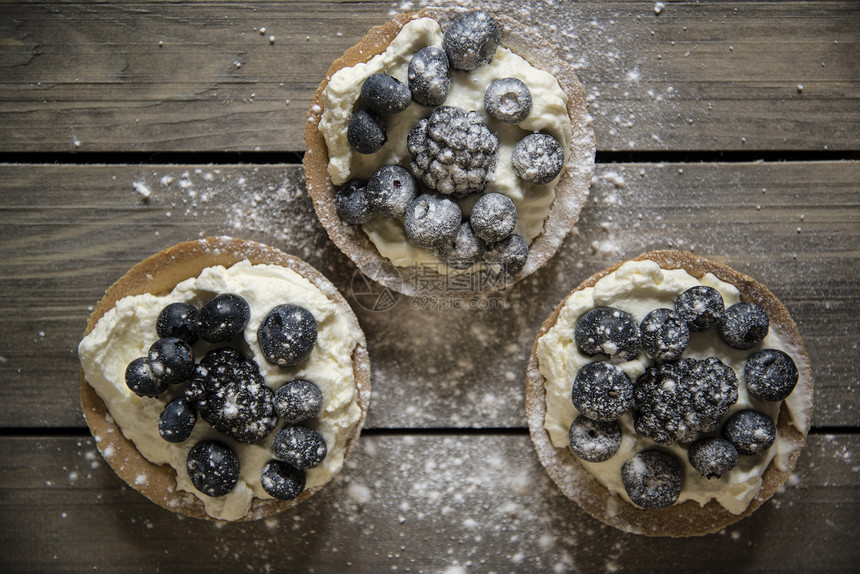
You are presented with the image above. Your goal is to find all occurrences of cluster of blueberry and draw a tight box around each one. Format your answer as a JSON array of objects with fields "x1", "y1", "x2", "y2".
[
  {"x1": 336, "y1": 11, "x2": 566, "y2": 278},
  {"x1": 567, "y1": 285, "x2": 799, "y2": 509},
  {"x1": 124, "y1": 295, "x2": 328, "y2": 501}
]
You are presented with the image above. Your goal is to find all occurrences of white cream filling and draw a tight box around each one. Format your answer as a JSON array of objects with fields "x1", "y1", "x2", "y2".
[
  {"x1": 536, "y1": 260, "x2": 808, "y2": 515},
  {"x1": 78, "y1": 261, "x2": 362, "y2": 521}
]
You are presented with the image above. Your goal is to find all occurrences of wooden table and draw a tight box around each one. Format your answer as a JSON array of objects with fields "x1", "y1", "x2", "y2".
[{"x1": 1, "y1": 1, "x2": 858, "y2": 571}]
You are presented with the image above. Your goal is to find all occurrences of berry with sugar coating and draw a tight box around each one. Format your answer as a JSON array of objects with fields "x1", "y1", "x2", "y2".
[
  {"x1": 483, "y1": 233, "x2": 528, "y2": 278},
  {"x1": 568, "y1": 415, "x2": 622, "y2": 462},
  {"x1": 148, "y1": 337, "x2": 195, "y2": 386},
  {"x1": 197, "y1": 294, "x2": 250, "y2": 343},
  {"x1": 719, "y1": 302, "x2": 769, "y2": 350},
  {"x1": 274, "y1": 379, "x2": 324, "y2": 425},
  {"x1": 484, "y1": 77, "x2": 532, "y2": 123},
  {"x1": 408, "y1": 46, "x2": 451, "y2": 106},
  {"x1": 443, "y1": 10, "x2": 501, "y2": 71},
  {"x1": 257, "y1": 304, "x2": 318, "y2": 368},
  {"x1": 639, "y1": 308, "x2": 689, "y2": 363},
  {"x1": 470, "y1": 192, "x2": 517, "y2": 243},
  {"x1": 574, "y1": 307, "x2": 641, "y2": 362},
  {"x1": 744, "y1": 348, "x2": 799, "y2": 401},
  {"x1": 334, "y1": 178, "x2": 373, "y2": 225},
  {"x1": 156, "y1": 302, "x2": 198, "y2": 345},
  {"x1": 621, "y1": 450, "x2": 683, "y2": 509},
  {"x1": 261, "y1": 460, "x2": 306, "y2": 501},
  {"x1": 186, "y1": 440, "x2": 240, "y2": 497},
  {"x1": 674, "y1": 286, "x2": 724, "y2": 332},
  {"x1": 722, "y1": 409, "x2": 776, "y2": 456},
  {"x1": 273, "y1": 426, "x2": 328, "y2": 470},
  {"x1": 125, "y1": 356, "x2": 166, "y2": 398},
  {"x1": 366, "y1": 164, "x2": 417, "y2": 218},
  {"x1": 511, "y1": 133, "x2": 564, "y2": 185},
  {"x1": 436, "y1": 222, "x2": 486, "y2": 269},
  {"x1": 404, "y1": 193, "x2": 462, "y2": 249},
  {"x1": 158, "y1": 397, "x2": 197, "y2": 443},
  {"x1": 347, "y1": 109, "x2": 386, "y2": 154},
  {"x1": 571, "y1": 361, "x2": 634, "y2": 422},
  {"x1": 361, "y1": 73, "x2": 411, "y2": 115},
  {"x1": 688, "y1": 437, "x2": 739, "y2": 478}
]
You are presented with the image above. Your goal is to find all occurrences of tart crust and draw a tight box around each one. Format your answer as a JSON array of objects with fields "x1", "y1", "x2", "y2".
[
  {"x1": 80, "y1": 237, "x2": 371, "y2": 521},
  {"x1": 525, "y1": 250, "x2": 814, "y2": 537},
  {"x1": 304, "y1": 8, "x2": 595, "y2": 296}
]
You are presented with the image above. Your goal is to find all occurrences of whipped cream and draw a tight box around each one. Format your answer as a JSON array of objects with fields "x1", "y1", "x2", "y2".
[
  {"x1": 79, "y1": 261, "x2": 362, "y2": 521},
  {"x1": 536, "y1": 260, "x2": 809, "y2": 515}
]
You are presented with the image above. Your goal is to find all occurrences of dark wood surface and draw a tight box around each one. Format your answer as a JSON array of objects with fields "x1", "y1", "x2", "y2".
[{"x1": 1, "y1": 1, "x2": 857, "y2": 572}]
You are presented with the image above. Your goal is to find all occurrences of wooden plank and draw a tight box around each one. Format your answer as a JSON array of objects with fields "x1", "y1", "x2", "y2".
[
  {"x1": 0, "y1": 1, "x2": 857, "y2": 153},
  {"x1": 0, "y1": 433, "x2": 857, "y2": 572},
  {"x1": 0, "y1": 161, "x2": 857, "y2": 429}
]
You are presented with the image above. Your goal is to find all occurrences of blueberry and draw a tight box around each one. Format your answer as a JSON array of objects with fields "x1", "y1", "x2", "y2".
[
  {"x1": 257, "y1": 304, "x2": 318, "y2": 368},
  {"x1": 511, "y1": 133, "x2": 565, "y2": 185},
  {"x1": 436, "y1": 221, "x2": 486, "y2": 269},
  {"x1": 404, "y1": 193, "x2": 462, "y2": 249},
  {"x1": 674, "y1": 286, "x2": 724, "y2": 332},
  {"x1": 443, "y1": 10, "x2": 501, "y2": 71},
  {"x1": 744, "y1": 349, "x2": 799, "y2": 402},
  {"x1": 574, "y1": 307, "x2": 641, "y2": 362},
  {"x1": 274, "y1": 380, "x2": 324, "y2": 425},
  {"x1": 273, "y1": 426, "x2": 328, "y2": 470},
  {"x1": 261, "y1": 460, "x2": 306, "y2": 501},
  {"x1": 568, "y1": 415, "x2": 622, "y2": 463},
  {"x1": 156, "y1": 302, "x2": 199, "y2": 344},
  {"x1": 186, "y1": 440, "x2": 240, "y2": 497},
  {"x1": 366, "y1": 164, "x2": 417, "y2": 218},
  {"x1": 722, "y1": 409, "x2": 776, "y2": 456},
  {"x1": 125, "y1": 357, "x2": 167, "y2": 398},
  {"x1": 639, "y1": 308, "x2": 690, "y2": 363},
  {"x1": 571, "y1": 361, "x2": 635, "y2": 422},
  {"x1": 335, "y1": 178, "x2": 373, "y2": 225},
  {"x1": 484, "y1": 77, "x2": 532, "y2": 123},
  {"x1": 483, "y1": 233, "x2": 528, "y2": 278},
  {"x1": 347, "y1": 109, "x2": 387, "y2": 154},
  {"x1": 719, "y1": 302, "x2": 769, "y2": 350},
  {"x1": 158, "y1": 397, "x2": 197, "y2": 443},
  {"x1": 470, "y1": 192, "x2": 517, "y2": 243},
  {"x1": 688, "y1": 437, "x2": 739, "y2": 479},
  {"x1": 147, "y1": 337, "x2": 194, "y2": 386},
  {"x1": 196, "y1": 294, "x2": 250, "y2": 344},
  {"x1": 361, "y1": 73, "x2": 411, "y2": 115},
  {"x1": 408, "y1": 46, "x2": 451, "y2": 106},
  {"x1": 620, "y1": 450, "x2": 683, "y2": 509}
]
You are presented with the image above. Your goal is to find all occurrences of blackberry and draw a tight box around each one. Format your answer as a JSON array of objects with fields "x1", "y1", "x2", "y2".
[
  {"x1": 257, "y1": 304, "x2": 318, "y2": 368},
  {"x1": 408, "y1": 46, "x2": 451, "y2": 107},
  {"x1": 470, "y1": 192, "x2": 517, "y2": 243},
  {"x1": 125, "y1": 356, "x2": 166, "y2": 398},
  {"x1": 719, "y1": 302, "x2": 769, "y2": 350},
  {"x1": 436, "y1": 222, "x2": 485, "y2": 269},
  {"x1": 442, "y1": 10, "x2": 501, "y2": 71},
  {"x1": 185, "y1": 348, "x2": 277, "y2": 444},
  {"x1": 574, "y1": 307, "x2": 641, "y2": 362},
  {"x1": 274, "y1": 379, "x2": 324, "y2": 425},
  {"x1": 484, "y1": 77, "x2": 532, "y2": 124},
  {"x1": 511, "y1": 133, "x2": 564, "y2": 185},
  {"x1": 639, "y1": 308, "x2": 689, "y2": 363},
  {"x1": 633, "y1": 357, "x2": 739, "y2": 444},
  {"x1": 273, "y1": 426, "x2": 328, "y2": 470},
  {"x1": 366, "y1": 164, "x2": 418, "y2": 218},
  {"x1": 261, "y1": 460, "x2": 306, "y2": 501},
  {"x1": 722, "y1": 409, "x2": 776, "y2": 456},
  {"x1": 334, "y1": 178, "x2": 373, "y2": 225},
  {"x1": 674, "y1": 286, "x2": 724, "y2": 332},
  {"x1": 483, "y1": 233, "x2": 528, "y2": 278},
  {"x1": 571, "y1": 361, "x2": 635, "y2": 422},
  {"x1": 158, "y1": 397, "x2": 197, "y2": 443},
  {"x1": 197, "y1": 294, "x2": 250, "y2": 344},
  {"x1": 186, "y1": 440, "x2": 240, "y2": 497},
  {"x1": 347, "y1": 109, "x2": 387, "y2": 154},
  {"x1": 744, "y1": 348, "x2": 799, "y2": 402},
  {"x1": 404, "y1": 193, "x2": 462, "y2": 249},
  {"x1": 147, "y1": 337, "x2": 195, "y2": 386},
  {"x1": 361, "y1": 73, "x2": 411, "y2": 115},
  {"x1": 156, "y1": 302, "x2": 199, "y2": 345},
  {"x1": 568, "y1": 415, "x2": 622, "y2": 463},
  {"x1": 407, "y1": 106, "x2": 499, "y2": 199},
  {"x1": 688, "y1": 437, "x2": 739, "y2": 478},
  {"x1": 621, "y1": 450, "x2": 683, "y2": 509}
]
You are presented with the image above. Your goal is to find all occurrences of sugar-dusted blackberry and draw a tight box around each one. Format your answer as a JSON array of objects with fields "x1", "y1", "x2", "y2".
[
  {"x1": 634, "y1": 358, "x2": 739, "y2": 444},
  {"x1": 484, "y1": 77, "x2": 532, "y2": 124},
  {"x1": 511, "y1": 133, "x2": 565, "y2": 185},
  {"x1": 744, "y1": 348, "x2": 799, "y2": 402},
  {"x1": 719, "y1": 302, "x2": 769, "y2": 350},
  {"x1": 408, "y1": 46, "x2": 451, "y2": 107},
  {"x1": 347, "y1": 109, "x2": 387, "y2": 155},
  {"x1": 404, "y1": 193, "x2": 462, "y2": 249},
  {"x1": 261, "y1": 460, "x2": 306, "y2": 501},
  {"x1": 568, "y1": 415, "x2": 622, "y2": 463},
  {"x1": 574, "y1": 307, "x2": 641, "y2": 362},
  {"x1": 571, "y1": 361, "x2": 635, "y2": 422},
  {"x1": 361, "y1": 73, "x2": 411, "y2": 115},
  {"x1": 407, "y1": 106, "x2": 499, "y2": 199},
  {"x1": 186, "y1": 348, "x2": 277, "y2": 444},
  {"x1": 674, "y1": 285, "x2": 724, "y2": 332},
  {"x1": 722, "y1": 409, "x2": 776, "y2": 456},
  {"x1": 273, "y1": 426, "x2": 328, "y2": 470},
  {"x1": 366, "y1": 164, "x2": 417, "y2": 218},
  {"x1": 197, "y1": 293, "x2": 250, "y2": 344},
  {"x1": 158, "y1": 397, "x2": 197, "y2": 443},
  {"x1": 257, "y1": 304, "x2": 318, "y2": 368},
  {"x1": 156, "y1": 302, "x2": 198, "y2": 345},
  {"x1": 621, "y1": 450, "x2": 683, "y2": 509},
  {"x1": 442, "y1": 10, "x2": 501, "y2": 71},
  {"x1": 483, "y1": 233, "x2": 528, "y2": 278},
  {"x1": 125, "y1": 356, "x2": 167, "y2": 398},
  {"x1": 274, "y1": 379, "x2": 324, "y2": 425},
  {"x1": 639, "y1": 308, "x2": 690, "y2": 363},
  {"x1": 334, "y1": 178, "x2": 373, "y2": 225},
  {"x1": 470, "y1": 192, "x2": 517, "y2": 243},
  {"x1": 186, "y1": 440, "x2": 240, "y2": 497},
  {"x1": 436, "y1": 221, "x2": 486, "y2": 269},
  {"x1": 688, "y1": 437, "x2": 739, "y2": 479},
  {"x1": 147, "y1": 337, "x2": 194, "y2": 386}
]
